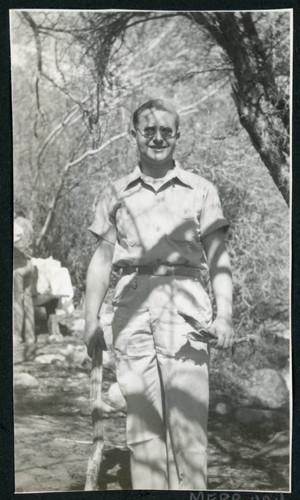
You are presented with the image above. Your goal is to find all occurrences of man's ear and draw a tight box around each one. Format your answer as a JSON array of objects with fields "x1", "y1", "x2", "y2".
[
  {"x1": 176, "y1": 131, "x2": 181, "y2": 140},
  {"x1": 130, "y1": 129, "x2": 137, "y2": 146}
]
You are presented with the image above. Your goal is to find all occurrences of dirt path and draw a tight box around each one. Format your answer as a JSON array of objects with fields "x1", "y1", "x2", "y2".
[{"x1": 14, "y1": 333, "x2": 289, "y2": 493}]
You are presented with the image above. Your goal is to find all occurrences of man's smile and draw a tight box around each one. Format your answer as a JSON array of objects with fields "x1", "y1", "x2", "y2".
[{"x1": 132, "y1": 108, "x2": 179, "y2": 170}]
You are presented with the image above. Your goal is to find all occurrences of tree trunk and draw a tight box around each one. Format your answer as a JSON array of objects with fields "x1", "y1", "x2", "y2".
[{"x1": 189, "y1": 12, "x2": 290, "y2": 205}]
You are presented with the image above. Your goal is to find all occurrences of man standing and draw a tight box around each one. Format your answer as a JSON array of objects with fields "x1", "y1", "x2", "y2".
[{"x1": 84, "y1": 99, "x2": 234, "y2": 489}]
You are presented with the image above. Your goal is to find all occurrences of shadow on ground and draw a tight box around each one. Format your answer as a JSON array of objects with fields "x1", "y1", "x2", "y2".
[{"x1": 14, "y1": 336, "x2": 289, "y2": 492}]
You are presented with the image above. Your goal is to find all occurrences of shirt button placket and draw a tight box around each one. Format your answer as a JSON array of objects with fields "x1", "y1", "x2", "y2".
[{"x1": 154, "y1": 189, "x2": 161, "y2": 235}]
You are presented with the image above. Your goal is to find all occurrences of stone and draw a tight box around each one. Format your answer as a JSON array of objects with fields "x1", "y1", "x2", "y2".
[
  {"x1": 35, "y1": 354, "x2": 66, "y2": 364},
  {"x1": 237, "y1": 368, "x2": 288, "y2": 409},
  {"x1": 48, "y1": 333, "x2": 64, "y2": 343},
  {"x1": 63, "y1": 344, "x2": 88, "y2": 365},
  {"x1": 77, "y1": 396, "x2": 88, "y2": 403},
  {"x1": 253, "y1": 430, "x2": 290, "y2": 458},
  {"x1": 215, "y1": 402, "x2": 232, "y2": 415},
  {"x1": 235, "y1": 407, "x2": 277, "y2": 425},
  {"x1": 37, "y1": 334, "x2": 49, "y2": 344},
  {"x1": 14, "y1": 372, "x2": 39, "y2": 389}
]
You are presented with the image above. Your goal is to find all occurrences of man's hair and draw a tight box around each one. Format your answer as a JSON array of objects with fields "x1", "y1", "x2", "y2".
[{"x1": 132, "y1": 99, "x2": 180, "y2": 130}]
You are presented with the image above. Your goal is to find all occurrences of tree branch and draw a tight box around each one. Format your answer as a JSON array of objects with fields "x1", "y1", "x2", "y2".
[
  {"x1": 66, "y1": 131, "x2": 127, "y2": 169},
  {"x1": 179, "y1": 80, "x2": 229, "y2": 114},
  {"x1": 35, "y1": 132, "x2": 127, "y2": 248}
]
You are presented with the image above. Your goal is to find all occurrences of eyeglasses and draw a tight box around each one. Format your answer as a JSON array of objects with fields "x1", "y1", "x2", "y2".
[{"x1": 135, "y1": 126, "x2": 178, "y2": 139}]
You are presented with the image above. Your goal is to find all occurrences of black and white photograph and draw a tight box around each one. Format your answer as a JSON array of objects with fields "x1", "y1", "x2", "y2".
[{"x1": 10, "y1": 8, "x2": 291, "y2": 494}]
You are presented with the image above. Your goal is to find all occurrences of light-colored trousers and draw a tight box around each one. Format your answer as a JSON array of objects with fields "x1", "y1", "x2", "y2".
[{"x1": 111, "y1": 273, "x2": 212, "y2": 490}]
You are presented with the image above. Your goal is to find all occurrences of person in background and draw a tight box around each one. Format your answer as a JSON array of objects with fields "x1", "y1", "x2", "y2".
[
  {"x1": 84, "y1": 99, "x2": 234, "y2": 489},
  {"x1": 13, "y1": 204, "x2": 35, "y2": 351}
]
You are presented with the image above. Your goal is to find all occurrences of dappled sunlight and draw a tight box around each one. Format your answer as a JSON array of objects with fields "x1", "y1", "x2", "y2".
[{"x1": 11, "y1": 8, "x2": 290, "y2": 493}]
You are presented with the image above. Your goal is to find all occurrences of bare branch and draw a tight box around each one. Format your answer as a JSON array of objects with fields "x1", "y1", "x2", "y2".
[
  {"x1": 35, "y1": 131, "x2": 127, "y2": 248},
  {"x1": 179, "y1": 80, "x2": 229, "y2": 114},
  {"x1": 124, "y1": 13, "x2": 179, "y2": 31},
  {"x1": 36, "y1": 106, "x2": 79, "y2": 165},
  {"x1": 21, "y1": 11, "x2": 84, "y2": 112},
  {"x1": 66, "y1": 131, "x2": 127, "y2": 169}
]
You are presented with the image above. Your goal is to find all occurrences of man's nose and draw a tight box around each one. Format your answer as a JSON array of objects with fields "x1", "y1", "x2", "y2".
[{"x1": 152, "y1": 129, "x2": 164, "y2": 143}]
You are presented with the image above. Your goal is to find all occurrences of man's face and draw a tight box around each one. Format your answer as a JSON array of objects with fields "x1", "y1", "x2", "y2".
[{"x1": 132, "y1": 108, "x2": 180, "y2": 166}]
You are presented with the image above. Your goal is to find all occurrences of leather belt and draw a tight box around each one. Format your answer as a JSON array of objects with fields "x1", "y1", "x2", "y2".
[{"x1": 121, "y1": 265, "x2": 200, "y2": 278}]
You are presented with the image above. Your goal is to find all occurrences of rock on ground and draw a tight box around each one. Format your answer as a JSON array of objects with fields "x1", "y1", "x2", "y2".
[
  {"x1": 35, "y1": 354, "x2": 66, "y2": 364},
  {"x1": 14, "y1": 372, "x2": 39, "y2": 389},
  {"x1": 237, "y1": 368, "x2": 288, "y2": 409}
]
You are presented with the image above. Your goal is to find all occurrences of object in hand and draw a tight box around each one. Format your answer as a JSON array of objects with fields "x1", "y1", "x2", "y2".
[{"x1": 177, "y1": 310, "x2": 256, "y2": 354}]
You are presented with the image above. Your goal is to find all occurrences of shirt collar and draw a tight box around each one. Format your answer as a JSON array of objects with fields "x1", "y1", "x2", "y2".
[{"x1": 123, "y1": 160, "x2": 194, "y2": 190}]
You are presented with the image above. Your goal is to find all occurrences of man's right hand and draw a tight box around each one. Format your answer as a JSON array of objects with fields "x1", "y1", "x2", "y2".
[{"x1": 84, "y1": 320, "x2": 107, "y2": 358}]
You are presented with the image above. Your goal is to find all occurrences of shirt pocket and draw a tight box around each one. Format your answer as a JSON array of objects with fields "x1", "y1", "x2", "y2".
[
  {"x1": 116, "y1": 204, "x2": 142, "y2": 247},
  {"x1": 167, "y1": 206, "x2": 200, "y2": 244}
]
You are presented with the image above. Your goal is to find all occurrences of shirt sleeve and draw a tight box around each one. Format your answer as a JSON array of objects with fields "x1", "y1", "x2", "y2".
[
  {"x1": 88, "y1": 188, "x2": 117, "y2": 244},
  {"x1": 199, "y1": 183, "x2": 229, "y2": 239}
]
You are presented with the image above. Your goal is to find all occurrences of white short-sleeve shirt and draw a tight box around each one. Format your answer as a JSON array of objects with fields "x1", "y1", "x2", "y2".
[{"x1": 88, "y1": 161, "x2": 229, "y2": 269}]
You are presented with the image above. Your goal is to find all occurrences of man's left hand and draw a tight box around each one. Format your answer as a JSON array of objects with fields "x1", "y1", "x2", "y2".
[{"x1": 209, "y1": 316, "x2": 235, "y2": 349}]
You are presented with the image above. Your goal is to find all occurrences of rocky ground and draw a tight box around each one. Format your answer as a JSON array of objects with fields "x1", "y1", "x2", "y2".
[{"x1": 14, "y1": 315, "x2": 290, "y2": 493}]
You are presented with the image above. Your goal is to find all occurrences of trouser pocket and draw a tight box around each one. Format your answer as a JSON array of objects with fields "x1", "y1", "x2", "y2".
[
  {"x1": 112, "y1": 273, "x2": 138, "y2": 306},
  {"x1": 173, "y1": 277, "x2": 212, "y2": 327}
]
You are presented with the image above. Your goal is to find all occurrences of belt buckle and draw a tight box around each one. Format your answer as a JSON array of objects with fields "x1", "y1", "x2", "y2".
[{"x1": 153, "y1": 264, "x2": 172, "y2": 276}]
